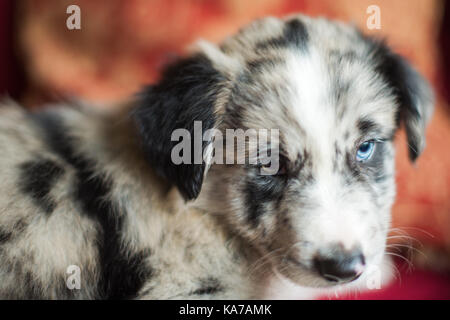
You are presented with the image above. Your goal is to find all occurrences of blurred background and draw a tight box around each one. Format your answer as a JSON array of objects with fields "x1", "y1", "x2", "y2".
[{"x1": 0, "y1": 0, "x2": 449, "y2": 299}]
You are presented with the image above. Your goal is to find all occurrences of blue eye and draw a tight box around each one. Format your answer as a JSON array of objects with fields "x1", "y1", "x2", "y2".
[{"x1": 356, "y1": 141, "x2": 375, "y2": 161}]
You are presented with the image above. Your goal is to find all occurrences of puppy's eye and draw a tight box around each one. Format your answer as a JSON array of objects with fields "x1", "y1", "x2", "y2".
[
  {"x1": 356, "y1": 141, "x2": 375, "y2": 161},
  {"x1": 260, "y1": 163, "x2": 286, "y2": 176}
]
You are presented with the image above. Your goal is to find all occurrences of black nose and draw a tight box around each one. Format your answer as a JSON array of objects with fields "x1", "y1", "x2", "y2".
[{"x1": 314, "y1": 246, "x2": 365, "y2": 283}]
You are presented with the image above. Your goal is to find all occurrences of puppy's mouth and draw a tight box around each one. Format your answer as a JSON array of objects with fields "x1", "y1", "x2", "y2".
[{"x1": 283, "y1": 255, "x2": 364, "y2": 286}]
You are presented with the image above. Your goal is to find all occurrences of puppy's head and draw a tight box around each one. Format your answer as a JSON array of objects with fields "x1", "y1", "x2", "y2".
[{"x1": 134, "y1": 15, "x2": 434, "y2": 287}]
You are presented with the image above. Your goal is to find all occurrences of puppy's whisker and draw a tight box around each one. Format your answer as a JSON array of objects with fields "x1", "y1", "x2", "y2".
[
  {"x1": 392, "y1": 226, "x2": 435, "y2": 239},
  {"x1": 385, "y1": 252, "x2": 414, "y2": 272},
  {"x1": 282, "y1": 241, "x2": 310, "y2": 260},
  {"x1": 247, "y1": 248, "x2": 284, "y2": 276},
  {"x1": 387, "y1": 235, "x2": 421, "y2": 243},
  {"x1": 387, "y1": 243, "x2": 428, "y2": 263},
  {"x1": 391, "y1": 262, "x2": 402, "y2": 283}
]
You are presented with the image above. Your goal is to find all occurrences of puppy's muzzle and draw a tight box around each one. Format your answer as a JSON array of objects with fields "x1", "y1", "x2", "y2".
[{"x1": 314, "y1": 245, "x2": 365, "y2": 283}]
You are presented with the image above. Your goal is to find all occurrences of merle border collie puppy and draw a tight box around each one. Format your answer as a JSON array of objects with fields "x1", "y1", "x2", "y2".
[{"x1": 0, "y1": 14, "x2": 433, "y2": 299}]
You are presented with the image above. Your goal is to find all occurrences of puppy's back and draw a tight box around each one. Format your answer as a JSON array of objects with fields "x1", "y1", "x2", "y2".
[{"x1": 0, "y1": 102, "x2": 103, "y2": 298}]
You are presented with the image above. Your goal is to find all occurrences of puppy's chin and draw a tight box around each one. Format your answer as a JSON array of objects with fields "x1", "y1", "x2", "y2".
[
  {"x1": 263, "y1": 266, "x2": 341, "y2": 300},
  {"x1": 265, "y1": 263, "x2": 370, "y2": 300},
  {"x1": 270, "y1": 253, "x2": 394, "y2": 298},
  {"x1": 275, "y1": 263, "x2": 339, "y2": 288}
]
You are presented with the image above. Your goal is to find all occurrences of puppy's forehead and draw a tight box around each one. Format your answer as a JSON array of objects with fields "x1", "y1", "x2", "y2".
[
  {"x1": 221, "y1": 15, "x2": 361, "y2": 65},
  {"x1": 224, "y1": 16, "x2": 398, "y2": 158},
  {"x1": 281, "y1": 46, "x2": 397, "y2": 149}
]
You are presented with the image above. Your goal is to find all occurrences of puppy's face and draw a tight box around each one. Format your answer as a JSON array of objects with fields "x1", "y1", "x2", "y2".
[{"x1": 134, "y1": 16, "x2": 433, "y2": 287}]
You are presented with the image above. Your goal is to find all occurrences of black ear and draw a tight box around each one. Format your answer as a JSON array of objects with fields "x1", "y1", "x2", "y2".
[
  {"x1": 133, "y1": 54, "x2": 225, "y2": 200},
  {"x1": 369, "y1": 39, "x2": 434, "y2": 161}
]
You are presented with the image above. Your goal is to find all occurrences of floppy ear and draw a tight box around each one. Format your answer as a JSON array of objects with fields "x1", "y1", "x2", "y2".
[
  {"x1": 370, "y1": 40, "x2": 434, "y2": 161},
  {"x1": 133, "y1": 53, "x2": 226, "y2": 200}
]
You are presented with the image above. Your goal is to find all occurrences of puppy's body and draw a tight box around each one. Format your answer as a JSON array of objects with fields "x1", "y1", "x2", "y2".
[
  {"x1": 0, "y1": 15, "x2": 433, "y2": 299},
  {"x1": 0, "y1": 103, "x2": 261, "y2": 299}
]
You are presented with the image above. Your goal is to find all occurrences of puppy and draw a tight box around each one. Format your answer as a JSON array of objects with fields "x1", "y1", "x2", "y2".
[{"x1": 0, "y1": 14, "x2": 433, "y2": 299}]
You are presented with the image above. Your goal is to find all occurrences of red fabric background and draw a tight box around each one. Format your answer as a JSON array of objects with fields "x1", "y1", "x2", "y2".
[
  {"x1": 0, "y1": 1, "x2": 14, "y2": 96},
  {"x1": 1, "y1": 0, "x2": 449, "y2": 299}
]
